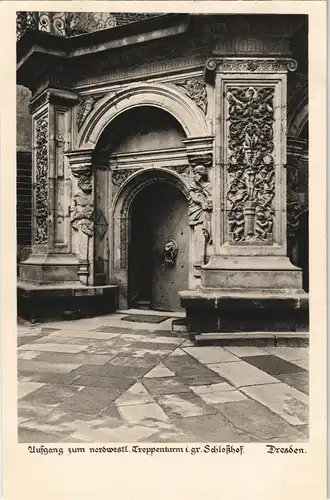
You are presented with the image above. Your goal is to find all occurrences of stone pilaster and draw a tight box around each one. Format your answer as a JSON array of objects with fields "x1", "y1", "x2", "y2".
[
  {"x1": 202, "y1": 57, "x2": 303, "y2": 291},
  {"x1": 180, "y1": 57, "x2": 308, "y2": 333},
  {"x1": 19, "y1": 88, "x2": 80, "y2": 285}
]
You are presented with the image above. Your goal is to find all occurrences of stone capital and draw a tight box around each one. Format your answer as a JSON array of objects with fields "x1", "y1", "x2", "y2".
[
  {"x1": 66, "y1": 149, "x2": 94, "y2": 169},
  {"x1": 204, "y1": 57, "x2": 298, "y2": 84},
  {"x1": 29, "y1": 88, "x2": 79, "y2": 115}
]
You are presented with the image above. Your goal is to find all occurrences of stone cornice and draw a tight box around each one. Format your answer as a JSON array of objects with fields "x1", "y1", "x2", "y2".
[
  {"x1": 108, "y1": 147, "x2": 188, "y2": 170},
  {"x1": 73, "y1": 53, "x2": 207, "y2": 89}
]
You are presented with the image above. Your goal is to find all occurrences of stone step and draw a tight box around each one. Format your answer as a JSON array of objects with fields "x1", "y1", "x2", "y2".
[
  {"x1": 193, "y1": 331, "x2": 309, "y2": 347},
  {"x1": 172, "y1": 318, "x2": 188, "y2": 333},
  {"x1": 134, "y1": 300, "x2": 151, "y2": 310}
]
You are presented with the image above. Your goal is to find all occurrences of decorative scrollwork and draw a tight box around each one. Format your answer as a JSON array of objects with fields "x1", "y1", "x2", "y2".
[
  {"x1": 34, "y1": 117, "x2": 48, "y2": 244},
  {"x1": 17, "y1": 11, "x2": 160, "y2": 40},
  {"x1": 176, "y1": 78, "x2": 207, "y2": 114},
  {"x1": 226, "y1": 86, "x2": 276, "y2": 244}
]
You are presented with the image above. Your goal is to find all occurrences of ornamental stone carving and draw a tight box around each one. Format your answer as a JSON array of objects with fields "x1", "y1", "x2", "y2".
[
  {"x1": 165, "y1": 165, "x2": 190, "y2": 184},
  {"x1": 111, "y1": 169, "x2": 142, "y2": 196},
  {"x1": 175, "y1": 78, "x2": 207, "y2": 114},
  {"x1": 77, "y1": 94, "x2": 106, "y2": 130},
  {"x1": 34, "y1": 117, "x2": 49, "y2": 244},
  {"x1": 225, "y1": 86, "x2": 275, "y2": 244}
]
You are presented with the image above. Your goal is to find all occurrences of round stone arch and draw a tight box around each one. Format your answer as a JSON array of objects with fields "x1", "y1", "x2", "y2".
[
  {"x1": 110, "y1": 168, "x2": 191, "y2": 310},
  {"x1": 77, "y1": 82, "x2": 210, "y2": 149}
]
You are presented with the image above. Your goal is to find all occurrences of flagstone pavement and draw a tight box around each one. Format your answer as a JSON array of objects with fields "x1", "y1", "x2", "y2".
[{"x1": 17, "y1": 310, "x2": 309, "y2": 443}]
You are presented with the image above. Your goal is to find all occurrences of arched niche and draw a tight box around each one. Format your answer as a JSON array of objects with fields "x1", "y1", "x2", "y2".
[{"x1": 77, "y1": 82, "x2": 210, "y2": 149}]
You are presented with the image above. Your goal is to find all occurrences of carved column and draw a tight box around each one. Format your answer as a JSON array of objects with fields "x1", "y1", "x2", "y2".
[
  {"x1": 66, "y1": 150, "x2": 95, "y2": 286},
  {"x1": 19, "y1": 88, "x2": 80, "y2": 285},
  {"x1": 202, "y1": 57, "x2": 304, "y2": 292}
]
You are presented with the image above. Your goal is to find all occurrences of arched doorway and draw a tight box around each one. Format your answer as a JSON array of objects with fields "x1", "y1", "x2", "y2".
[
  {"x1": 91, "y1": 101, "x2": 194, "y2": 311},
  {"x1": 129, "y1": 180, "x2": 189, "y2": 311}
]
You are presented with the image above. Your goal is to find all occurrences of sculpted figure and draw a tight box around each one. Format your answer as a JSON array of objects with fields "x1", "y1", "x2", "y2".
[
  {"x1": 228, "y1": 211, "x2": 245, "y2": 242},
  {"x1": 189, "y1": 165, "x2": 212, "y2": 236},
  {"x1": 255, "y1": 211, "x2": 272, "y2": 241},
  {"x1": 71, "y1": 193, "x2": 94, "y2": 237},
  {"x1": 188, "y1": 165, "x2": 213, "y2": 265}
]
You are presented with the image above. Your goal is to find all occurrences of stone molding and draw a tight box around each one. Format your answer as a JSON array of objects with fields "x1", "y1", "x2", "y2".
[
  {"x1": 108, "y1": 147, "x2": 188, "y2": 170},
  {"x1": 72, "y1": 54, "x2": 207, "y2": 89},
  {"x1": 287, "y1": 137, "x2": 308, "y2": 158}
]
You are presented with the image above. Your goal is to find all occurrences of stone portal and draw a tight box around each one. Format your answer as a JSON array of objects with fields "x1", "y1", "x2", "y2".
[{"x1": 16, "y1": 13, "x2": 308, "y2": 329}]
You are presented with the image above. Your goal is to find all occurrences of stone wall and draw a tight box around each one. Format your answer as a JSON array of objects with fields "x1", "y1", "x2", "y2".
[{"x1": 17, "y1": 85, "x2": 32, "y2": 270}]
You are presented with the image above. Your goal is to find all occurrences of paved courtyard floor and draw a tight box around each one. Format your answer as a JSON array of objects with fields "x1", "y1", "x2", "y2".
[{"x1": 17, "y1": 310, "x2": 309, "y2": 443}]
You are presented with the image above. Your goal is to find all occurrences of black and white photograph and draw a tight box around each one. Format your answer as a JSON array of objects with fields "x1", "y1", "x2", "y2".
[{"x1": 15, "y1": 10, "x2": 310, "y2": 445}]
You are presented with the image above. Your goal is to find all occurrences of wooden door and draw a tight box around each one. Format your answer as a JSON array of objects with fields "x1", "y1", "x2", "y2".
[
  {"x1": 129, "y1": 181, "x2": 189, "y2": 312},
  {"x1": 150, "y1": 182, "x2": 188, "y2": 311}
]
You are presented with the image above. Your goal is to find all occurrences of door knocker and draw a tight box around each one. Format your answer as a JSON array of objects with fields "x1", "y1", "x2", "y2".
[{"x1": 164, "y1": 239, "x2": 178, "y2": 265}]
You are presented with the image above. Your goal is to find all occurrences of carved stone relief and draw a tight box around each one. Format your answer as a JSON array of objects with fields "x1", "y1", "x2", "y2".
[
  {"x1": 225, "y1": 86, "x2": 276, "y2": 244},
  {"x1": 165, "y1": 165, "x2": 190, "y2": 184},
  {"x1": 111, "y1": 169, "x2": 142, "y2": 197},
  {"x1": 77, "y1": 94, "x2": 106, "y2": 130},
  {"x1": 34, "y1": 117, "x2": 49, "y2": 244},
  {"x1": 175, "y1": 78, "x2": 207, "y2": 114}
]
